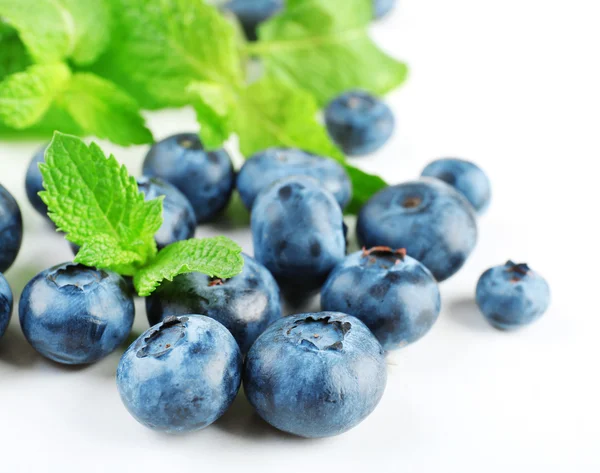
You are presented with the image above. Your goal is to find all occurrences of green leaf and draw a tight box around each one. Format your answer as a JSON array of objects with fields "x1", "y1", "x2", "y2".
[
  {"x1": 342, "y1": 163, "x2": 388, "y2": 214},
  {"x1": 189, "y1": 77, "x2": 344, "y2": 158},
  {"x1": 39, "y1": 132, "x2": 163, "y2": 275},
  {"x1": 0, "y1": 27, "x2": 31, "y2": 80},
  {"x1": 134, "y1": 237, "x2": 244, "y2": 297},
  {"x1": 0, "y1": 63, "x2": 71, "y2": 128},
  {"x1": 236, "y1": 77, "x2": 344, "y2": 158},
  {"x1": 56, "y1": 73, "x2": 153, "y2": 146},
  {"x1": 248, "y1": 0, "x2": 408, "y2": 105},
  {"x1": 186, "y1": 81, "x2": 235, "y2": 149},
  {"x1": 0, "y1": 69, "x2": 152, "y2": 145},
  {"x1": 0, "y1": 106, "x2": 83, "y2": 138},
  {"x1": 0, "y1": 0, "x2": 111, "y2": 65},
  {"x1": 94, "y1": 0, "x2": 243, "y2": 109}
]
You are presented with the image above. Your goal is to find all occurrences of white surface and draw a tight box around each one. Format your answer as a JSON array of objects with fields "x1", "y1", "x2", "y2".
[{"x1": 1, "y1": 1, "x2": 599, "y2": 472}]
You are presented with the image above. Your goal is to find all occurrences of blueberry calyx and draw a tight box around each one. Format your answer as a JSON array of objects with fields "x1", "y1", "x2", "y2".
[
  {"x1": 505, "y1": 260, "x2": 531, "y2": 282},
  {"x1": 361, "y1": 247, "x2": 407, "y2": 267},
  {"x1": 48, "y1": 264, "x2": 107, "y2": 291},
  {"x1": 286, "y1": 315, "x2": 352, "y2": 351},
  {"x1": 136, "y1": 316, "x2": 189, "y2": 358},
  {"x1": 176, "y1": 135, "x2": 202, "y2": 150},
  {"x1": 208, "y1": 278, "x2": 225, "y2": 287},
  {"x1": 348, "y1": 96, "x2": 362, "y2": 109},
  {"x1": 402, "y1": 196, "x2": 422, "y2": 209}
]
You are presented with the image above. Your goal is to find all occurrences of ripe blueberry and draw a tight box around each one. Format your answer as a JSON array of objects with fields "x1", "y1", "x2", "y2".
[
  {"x1": 143, "y1": 133, "x2": 235, "y2": 224},
  {"x1": 325, "y1": 90, "x2": 395, "y2": 156},
  {"x1": 117, "y1": 315, "x2": 242, "y2": 433},
  {"x1": 357, "y1": 179, "x2": 477, "y2": 281},
  {"x1": 476, "y1": 261, "x2": 551, "y2": 330},
  {"x1": 322, "y1": 247, "x2": 441, "y2": 350},
  {"x1": 237, "y1": 147, "x2": 352, "y2": 210},
  {"x1": 243, "y1": 312, "x2": 387, "y2": 438},
  {"x1": 19, "y1": 263, "x2": 134, "y2": 364}
]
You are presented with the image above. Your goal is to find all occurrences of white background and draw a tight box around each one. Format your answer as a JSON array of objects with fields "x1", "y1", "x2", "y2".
[{"x1": 1, "y1": 0, "x2": 599, "y2": 471}]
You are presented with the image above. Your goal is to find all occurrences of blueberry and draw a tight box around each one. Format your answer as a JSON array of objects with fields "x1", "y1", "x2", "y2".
[
  {"x1": 374, "y1": 0, "x2": 396, "y2": 19},
  {"x1": 421, "y1": 158, "x2": 491, "y2": 214},
  {"x1": 136, "y1": 176, "x2": 196, "y2": 249},
  {"x1": 0, "y1": 273, "x2": 13, "y2": 341},
  {"x1": 237, "y1": 147, "x2": 352, "y2": 210},
  {"x1": 325, "y1": 90, "x2": 395, "y2": 156},
  {"x1": 19, "y1": 263, "x2": 134, "y2": 364},
  {"x1": 117, "y1": 315, "x2": 242, "y2": 433},
  {"x1": 321, "y1": 247, "x2": 441, "y2": 350},
  {"x1": 357, "y1": 179, "x2": 478, "y2": 281},
  {"x1": 143, "y1": 133, "x2": 235, "y2": 224},
  {"x1": 146, "y1": 254, "x2": 282, "y2": 354},
  {"x1": 476, "y1": 261, "x2": 550, "y2": 330},
  {"x1": 244, "y1": 311, "x2": 387, "y2": 438},
  {"x1": 0, "y1": 183, "x2": 23, "y2": 273},
  {"x1": 251, "y1": 176, "x2": 346, "y2": 296},
  {"x1": 25, "y1": 144, "x2": 49, "y2": 217},
  {"x1": 224, "y1": 0, "x2": 284, "y2": 41}
]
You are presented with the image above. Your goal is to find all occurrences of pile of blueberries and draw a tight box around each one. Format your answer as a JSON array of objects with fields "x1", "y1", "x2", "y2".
[{"x1": 0, "y1": 88, "x2": 551, "y2": 437}]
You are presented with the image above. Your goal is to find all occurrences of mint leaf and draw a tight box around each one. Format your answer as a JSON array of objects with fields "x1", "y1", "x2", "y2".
[
  {"x1": 186, "y1": 81, "x2": 235, "y2": 149},
  {"x1": 342, "y1": 164, "x2": 387, "y2": 214},
  {"x1": 189, "y1": 77, "x2": 344, "y2": 159},
  {"x1": 39, "y1": 132, "x2": 163, "y2": 275},
  {"x1": 94, "y1": 0, "x2": 243, "y2": 109},
  {"x1": 0, "y1": 63, "x2": 71, "y2": 128},
  {"x1": 249, "y1": 0, "x2": 408, "y2": 105},
  {"x1": 0, "y1": 0, "x2": 111, "y2": 65},
  {"x1": 0, "y1": 105, "x2": 83, "y2": 139},
  {"x1": 237, "y1": 78, "x2": 345, "y2": 159},
  {"x1": 0, "y1": 70, "x2": 152, "y2": 145},
  {"x1": 134, "y1": 237, "x2": 244, "y2": 297},
  {"x1": 0, "y1": 27, "x2": 31, "y2": 80},
  {"x1": 56, "y1": 73, "x2": 153, "y2": 146}
]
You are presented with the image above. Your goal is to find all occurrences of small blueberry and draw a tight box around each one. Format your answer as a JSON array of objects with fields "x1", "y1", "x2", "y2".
[
  {"x1": 476, "y1": 260, "x2": 551, "y2": 330},
  {"x1": 143, "y1": 133, "x2": 235, "y2": 224},
  {"x1": 421, "y1": 158, "x2": 491, "y2": 214},
  {"x1": 325, "y1": 90, "x2": 395, "y2": 156}
]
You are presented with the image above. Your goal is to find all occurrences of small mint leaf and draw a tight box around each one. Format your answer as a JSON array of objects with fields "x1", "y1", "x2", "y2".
[
  {"x1": 39, "y1": 132, "x2": 163, "y2": 275},
  {"x1": 134, "y1": 237, "x2": 244, "y2": 297}
]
